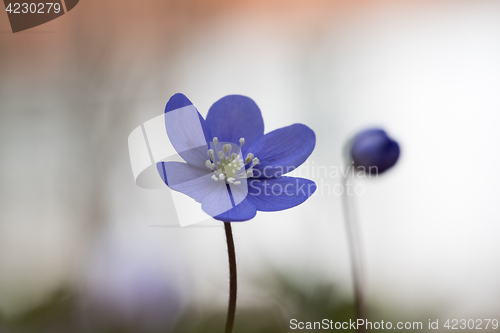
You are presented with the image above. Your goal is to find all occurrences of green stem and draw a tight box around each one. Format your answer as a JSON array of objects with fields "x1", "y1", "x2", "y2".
[
  {"x1": 342, "y1": 168, "x2": 368, "y2": 333},
  {"x1": 224, "y1": 222, "x2": 237, "y2": 333}
]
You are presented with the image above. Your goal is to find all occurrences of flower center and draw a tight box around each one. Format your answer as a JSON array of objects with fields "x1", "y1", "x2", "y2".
[{"x1": 205, "y1": 137, "x2": 259, "y2": 185}]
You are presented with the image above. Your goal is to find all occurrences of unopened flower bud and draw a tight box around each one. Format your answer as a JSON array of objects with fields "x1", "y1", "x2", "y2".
[{"x1": 349, "y1": 128, "x2": 400, "y2": 175}]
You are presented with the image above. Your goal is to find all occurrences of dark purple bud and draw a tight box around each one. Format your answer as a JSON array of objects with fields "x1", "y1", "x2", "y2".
[{"x1": 350, "y1": 128, "x2": 400, "y2": 175}]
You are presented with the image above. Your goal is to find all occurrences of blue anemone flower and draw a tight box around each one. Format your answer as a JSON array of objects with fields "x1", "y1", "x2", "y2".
[
  {"x1": 157, "y1": 94, "x2": 316, "y2": 222},
  {"x1": 350, "y1": 128, "x2": 400, "y2": 175}
]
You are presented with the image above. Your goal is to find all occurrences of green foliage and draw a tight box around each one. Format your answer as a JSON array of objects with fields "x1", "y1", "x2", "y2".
[{"x1": 0, "y1": 273, "x2": 430, "y2": 333}]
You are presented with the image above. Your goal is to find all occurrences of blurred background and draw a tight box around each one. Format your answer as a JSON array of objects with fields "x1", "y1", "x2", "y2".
[{"x1": 1, "y1": 0, "x2": 500, "y2": 331}]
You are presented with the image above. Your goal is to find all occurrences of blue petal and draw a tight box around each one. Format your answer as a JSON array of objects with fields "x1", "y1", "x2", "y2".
[
  {"x1": 164, "y1": 93, "x2": 212, "y2": 167},
  {"x1": 157, "y1": 161, "x2": 217, "y2": 203},
  {"x1": 247, "y1": 177, "x2": 316, "y2": 212},
  {"x1": 248, "y1": 124, "x2": 316, "y2": 178},
  {"x1": 165, "y1": 93, "x2": 212, "y2": 143},
  {"x1": 205, "y1": 95, "x2": 264, "y2": 151},
  {"x1": 157, "y1": 161, "x2": 256, "y2": 222},
  {"x1": 200, "y1": 183, "x2": 234, "y2": 218},
  {"x1": 165, "y1": 93, "x2": 192, "y2": 110},
  {"x1": 212, "y1": 197, "x2": 257, "y2": 222}
]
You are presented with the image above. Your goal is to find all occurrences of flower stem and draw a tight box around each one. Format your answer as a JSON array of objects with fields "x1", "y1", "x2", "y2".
[
  {"x1": 342, "y1": 169, "x2": 368, "y2": 333},
  {"x1": 224, "y1": 222, "x2": 237, "y2": 333}
]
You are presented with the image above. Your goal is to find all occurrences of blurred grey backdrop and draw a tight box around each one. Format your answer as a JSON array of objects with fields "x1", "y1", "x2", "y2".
[{"x1": 1, "y1": 0, "x2": 500, "y2": 326}]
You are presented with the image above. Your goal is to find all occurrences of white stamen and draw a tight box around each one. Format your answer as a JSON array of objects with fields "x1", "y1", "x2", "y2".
[
  {"x1": 206, "y1": 137, "x2": 258, "y2": 185},
  {"x1": 207, "y1": 149, "x2": 214, "y2": 160},
  {"x1": 245, "y1": 153, "x2": 254, "y2": 164},
  {"x1": 205, "y1": 160, "x2": 213, "y2": 170},
  {"x1": 223, "y1": 144, "x2": 232, "y2": 155}
]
